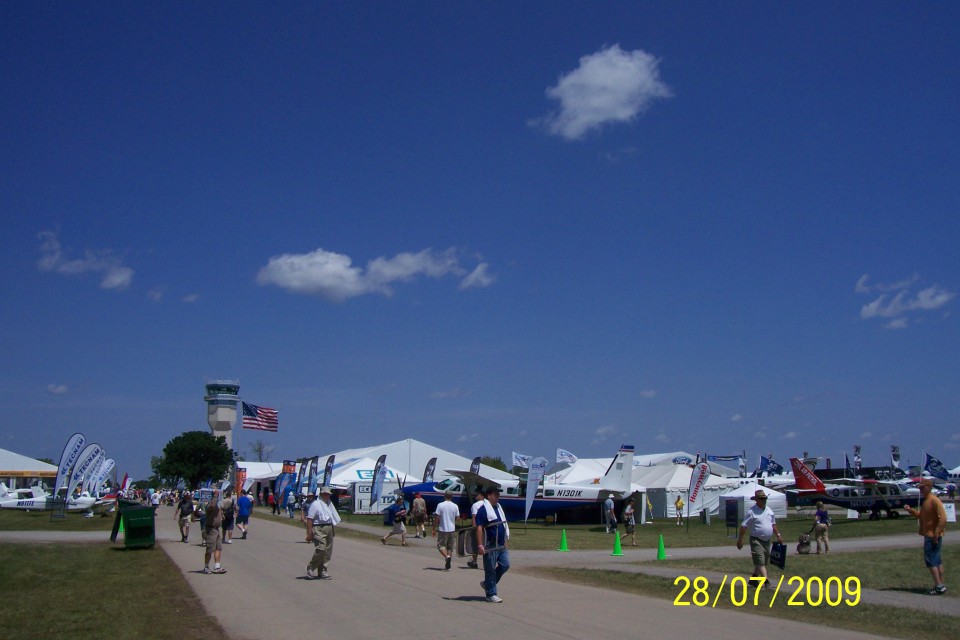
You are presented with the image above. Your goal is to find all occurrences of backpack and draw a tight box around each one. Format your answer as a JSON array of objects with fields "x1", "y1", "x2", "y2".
[{"x1": 222, "y1": 498, "x2": 235, "y2": 517}]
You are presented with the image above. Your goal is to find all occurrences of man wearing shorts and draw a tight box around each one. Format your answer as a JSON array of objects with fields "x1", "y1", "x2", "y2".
[
  {"x1": 202, "y1": 490, "x2": 226, "y2": 574},
  {"x1": 236, "y1": 489, "x2": 253, "y2": 540},
  {"x1": 736, "y1": 489, "x2": 783, "y2": 587},
  {"x1": 433, "y1": 490, "x2": 459, "y2": 570},
  {"x1": 905, "y1": 478, "x2": 947, "y2": 595}
]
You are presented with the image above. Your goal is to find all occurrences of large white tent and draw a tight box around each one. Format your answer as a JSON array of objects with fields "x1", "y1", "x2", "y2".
[
  {"x1": 633, "y1": 464, "x2": 739, "y2": 518},
  {"x1": 0, "y1": 447, "x2": 57, "y2": 489},
  {"x1": 719, "y1": 482, "x2": 788, "y2": 519}
]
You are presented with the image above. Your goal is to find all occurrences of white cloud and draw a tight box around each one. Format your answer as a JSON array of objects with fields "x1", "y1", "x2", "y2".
[
  {"x1": 592, "y1": 424, "x2": 618, "y2": 444},
  {"x1": 782, "y1": 431, "x2": 797, "y2": 440},
  {"x1": 147, "y1": 290, "x2": 163, "y2": 303},
  {"x1": 731, "y1": 414, "x2": 743, "y2": 422},
  {"x1": 459, "y1": 263, "x2": 495, "y2": 290},
  {"x1": 37, "y1": 230, "x2": 134, "y2": 290},
  {"x1": 430, "y1": 388, "x2": 470, "y2": 399},
  {"x1": 754, "y1": 430, "x2": 767, "y2": 440},
  {"x1": 456, "y1": 433, "x2": 479, "y2": 443},
  {"x1": 47, "y1": 383, "x2": 68, "y2": 395},
  {"x1": 640, "y1": 389, "x2": 657, "y2": 399},
  {"x1": 532, "y1": 44, "x2": 672, "y2": 141},
  {"x1": 182, "y1": 294, "x2": 200, "y2": 303},
  {"x1": 860, "y1": 431, "x2": 873, "y2": 439},
  {"x1": 857, "y1": 274, "x2": 955, "y2": 328},
  {"x1": 654, "y1": 429, "x2": 669, "y2": 444},
  {"x1": 256, "y1": 247, "x2": 491, "y2": 302}
]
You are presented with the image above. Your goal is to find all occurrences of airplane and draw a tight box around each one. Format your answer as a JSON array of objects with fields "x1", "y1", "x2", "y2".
[
  {"x1": 399, "y1": 445, "x2": 636, "y2": 521},
  {"x1": 788, "y1": 458, "x2": 914, "y2": 520},
  {"x1": 0, "y1": 482, "x2": 97, "y2": 512}
]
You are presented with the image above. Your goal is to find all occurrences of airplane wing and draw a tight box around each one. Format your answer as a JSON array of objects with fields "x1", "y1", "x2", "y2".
[{"x1": 442, "y1": 469, "x2": 504, "y2": 493}]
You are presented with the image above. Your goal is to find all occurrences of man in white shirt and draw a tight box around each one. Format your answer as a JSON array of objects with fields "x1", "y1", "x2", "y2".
[
  {"x1": 305, "y1": 487, "x2": 341, "y2": 580},
  {"x1": 736, "y1": 489, "x2": 783, "y2": 587},
  {"x1": 433, "y1": 490, "x2": 460, "y2": 571}
]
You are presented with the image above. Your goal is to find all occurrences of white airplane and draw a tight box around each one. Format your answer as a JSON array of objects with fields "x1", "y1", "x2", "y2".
[
  {"x1": 0, "y1": 483, "x2": 97, "y2": 512},
  {"x1": 401, "y1": 445, "x2": 636, "y2": 521}
]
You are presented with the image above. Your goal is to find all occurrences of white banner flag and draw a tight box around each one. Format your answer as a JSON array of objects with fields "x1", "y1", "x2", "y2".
[
  {"x1": 557, "y1": 448, "x2": 578, "y2": 464},
  {"x1": 687, "y1": 461, "x2": 711, "y2": 515},
  {"x1": 65, "y1": 443, "x2": 102, "y2": 503},
  {"x1": 512, "y1": 451, "x2": 531, "y2": 469},
  {"x1": 54, "y1": 433, "x2": 85, "y2": 500},
  {"x1": 524, "y1": 457, "x2": 548, "y2": 522}
]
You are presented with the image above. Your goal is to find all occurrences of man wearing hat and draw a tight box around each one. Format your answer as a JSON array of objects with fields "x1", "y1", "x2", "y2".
[
  {"x1": 736, "y1": 489, "x2": 783, "y2": 587},
  {"x1": 475, "y1": 486, "x2": 510, "y2": 603},
  {"x1": 904, "y1": 478, "x2": 947, "y2": 595},
  {"x1": 305, "y1": 487, "x2": 341, "y2": 580},
  {"x1": 433, "y1": 490, "x2": 459, "y2": 570}
]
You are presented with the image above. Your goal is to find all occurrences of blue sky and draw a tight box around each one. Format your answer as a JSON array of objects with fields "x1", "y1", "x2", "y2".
[{"x1": 2, "y1": 3, "x2": 958, "y2": 480}]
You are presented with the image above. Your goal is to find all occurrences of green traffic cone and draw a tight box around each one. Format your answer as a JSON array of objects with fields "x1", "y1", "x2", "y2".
[
  {"x1": 611, "y1": 532, "x2": 623, "y2": 557},
  {"x1": 656, "y1": 534, "x2": 667, "y2": 560},
  {"x1": 118, "y1": 515, "x2": 125, "y2": 534},
  {"x1": 557, "y1": 528, "x2": 570, "y2": 552}
]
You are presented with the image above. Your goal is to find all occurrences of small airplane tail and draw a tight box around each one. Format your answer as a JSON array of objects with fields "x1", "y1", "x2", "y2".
[
  {"x1": 790, "y1": 457, "x2": 826, "y2": 493},
  {"x1": 0, "y1": 482, "x2": 10, "y2": 498},
  {"x1": 599, "y1": 445, "x2": 635, "y2": 492}
]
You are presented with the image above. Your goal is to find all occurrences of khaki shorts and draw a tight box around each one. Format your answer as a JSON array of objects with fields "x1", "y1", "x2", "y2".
[
  {"x1": 203, "y1": 527, "x2": 223, "y2": 551},
  {"x1": 436, "y1": 531, "x2": 455, "y2": 553},
  {"x1": 750, "y1": 536, "x2": 771, "y2": 567}
]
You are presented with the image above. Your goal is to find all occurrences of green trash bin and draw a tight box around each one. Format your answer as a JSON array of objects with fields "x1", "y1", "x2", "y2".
[{"x1": 110, "y1": 499, "x2": 156, "y2": 548}]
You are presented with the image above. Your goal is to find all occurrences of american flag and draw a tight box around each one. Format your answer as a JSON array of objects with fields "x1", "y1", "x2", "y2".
[{"x1": 242, "y1": 402, "x2": 278, "y2": 432}]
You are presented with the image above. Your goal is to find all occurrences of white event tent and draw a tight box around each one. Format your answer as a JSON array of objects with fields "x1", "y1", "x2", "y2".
[{"x1": 719, "y1": 482, "x2": 788, "y2": 519}]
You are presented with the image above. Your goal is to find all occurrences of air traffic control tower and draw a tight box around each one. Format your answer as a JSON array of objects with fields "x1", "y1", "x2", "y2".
[{"x1": 204, "y1": 380, "x2": 240, "y2": 451}]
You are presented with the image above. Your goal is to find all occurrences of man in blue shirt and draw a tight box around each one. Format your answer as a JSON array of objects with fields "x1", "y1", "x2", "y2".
[
  {"x1": 475, "y1": 486, "x2": 510, "y2": 603},
  {"x1": 236, "y1": 489, "x2": 253, "y2": 540}
]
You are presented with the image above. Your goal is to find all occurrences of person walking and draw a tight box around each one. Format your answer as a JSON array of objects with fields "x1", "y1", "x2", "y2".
[
  {"x1": 675, "y1": 495, "x2": 685, "y2": 526},
  {"x1": 476, "y1": 486, "x2": 510, "y2": 603},
  {"x1": 813, "y1": 501, "x2": 830, "y2": 554},
  {"x1": 412, "y1": 492, "x2": 428, "y2": 539},
  {"x1": 620, "y1": 497, "x2": 637, "y2": 546},
  {"x1": 736, "y1": 489, "x2": 783, "y2": 588},
  {"x1": 433, "y1": 490, "x2": 459, "y2": 570},
  {"x1": 175, "y1": 491, "x2": 194, "y2": 543},
  {"x1": 202, "y1": 489, "x2": 226, "y2": 574},
  {"x1": 268, "y1": 490, "x2": 279, "y2": 515},
  {"x1": 381, "y1": 496, "x2": 408, "y2": 546},
  {"x1": 603, "y1": 493, "x2": 617, "y2": 534},
  {"x1": 236, "y1": 489, "x2": 253, "y2": 540},
  {"x1": 467, "y1": 492, "x2": 484, "y2": 568},
  {"x1": 305, "y1": 487, "x2": 341, "y2": 580},
  {"x1": 904, "y1": 478, "x2": 947, "y2": 595},
  {"x1": 220, "y1": 490, "x2": 237, "y2": 544}
]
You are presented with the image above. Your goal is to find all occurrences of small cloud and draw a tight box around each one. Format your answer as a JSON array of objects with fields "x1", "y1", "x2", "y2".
[
  {"x1": 456, "y1": 433, "x2": 479, "y2": 443},
  {"x1": 592, "y1": 424, "x2": 617, "y2": 444},
  {"x1": 182, "y1": 294, "x2": 200, "y2": 303},
  {"x1": 459, "y1": 263, "x2": 495, "y2": 290},
  {"x1": 654, "y1": 430, "x2": 669, "y2": 444},
  {"x1": 730, "y1": 414, "x2": 743, "y2": 422},
  {"x1": 430, "y1": 389, "x2": 470, "y2": 399},
  {"x1": 857, "y1": 274, "x2": 955, "y2": 328},
  {"x1": 47, "y1": 384, "x2": 68, "y2": 395},
  {"x1": 782, "y1": 431, "x2": 797, "y2": 440},
  {"x1": 640, "y1": 389, "x2": 657, "y2": 399},
  {"x1": 147, "y1": 290, "x2": 163, "y2": 303},
  {"x1": 37, "y1": 229, "x2": 134, "y2": 290},
  {"x1": 754, "y1": 430, "x2": 767, "y2": 440},
  {"x1": 517, "y1": 430, "x2": 527, "y2": 438},
  {"x1": 531, "y1": 44, "x2": 672, "y2": 141},
  {"x1": 256, "y1": 247, "x2": 491, "y2": 302},
  {"x1": 860, "y1": 431, "x2": 873, "y2": 440}
]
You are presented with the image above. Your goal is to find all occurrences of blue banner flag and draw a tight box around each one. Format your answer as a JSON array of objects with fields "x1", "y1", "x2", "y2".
[{"x1": 924, "y1": 453, "x2": 949, "y2": 481}]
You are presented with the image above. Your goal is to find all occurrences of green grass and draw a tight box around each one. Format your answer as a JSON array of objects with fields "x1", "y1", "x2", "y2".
[
  {"x1": 523, "y1": 566, "x2": 960, "y2": 639},
  {"x1": 0, "y1": 507, "x2": 117, "y2": 531},
  {"x1": 647, "y1": 544, "x2": 960, "y2": 598},
  {"x1": 0, "y1": 543, "x2": 228, "y2": 640}
]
